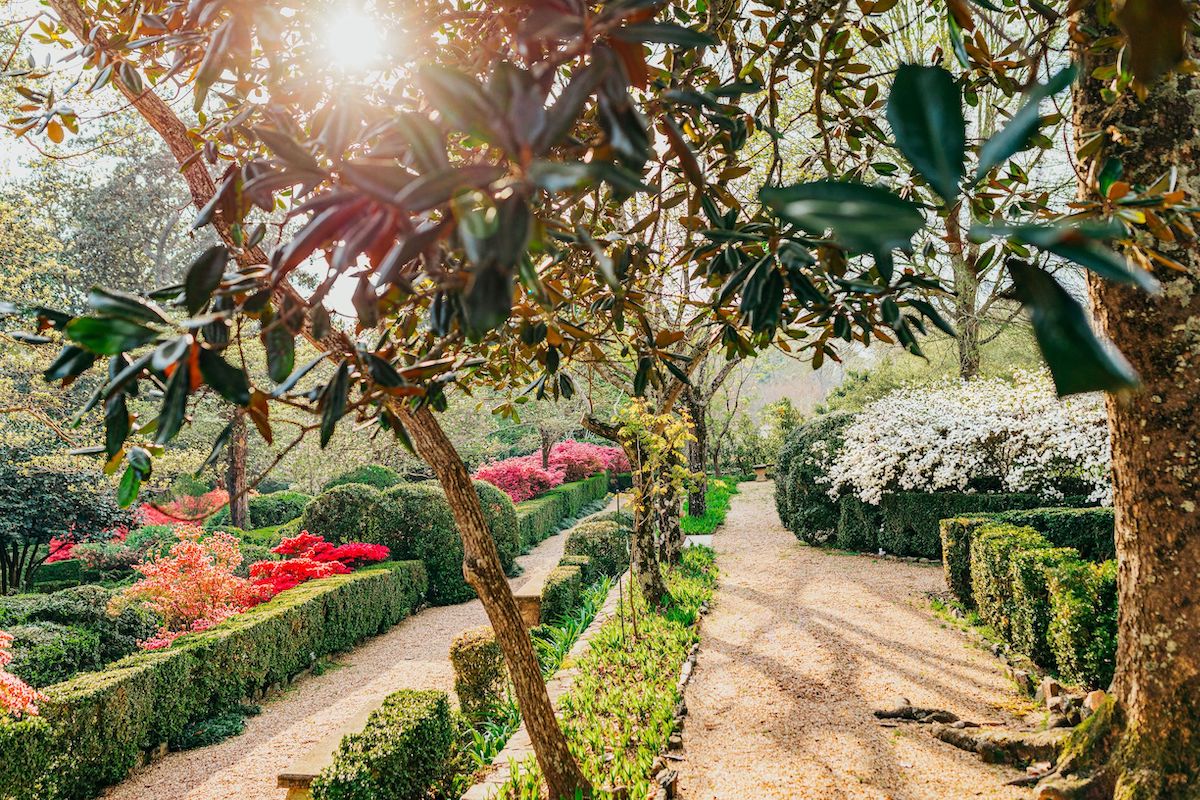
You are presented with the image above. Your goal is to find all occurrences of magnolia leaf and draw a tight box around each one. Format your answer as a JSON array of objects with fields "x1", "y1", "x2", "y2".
[
  {"x1": 760, "y1": 181, "x2": 924, "y2": 256},
  {"x1": 198, "y1": 348, "x2": 252, "y2": 406},
  {"x1": 887, "y1": 65, "x2": 965, "y2": 203},
  {"x1": 977, "y1": 66, "x2": 1077, "y2": 179},
  {"x1": 184, "y1": 246, "x2": 230, "y2": 315},
  {"x1": 65, "y1": 317, "x2": 160, "y2": 355}
]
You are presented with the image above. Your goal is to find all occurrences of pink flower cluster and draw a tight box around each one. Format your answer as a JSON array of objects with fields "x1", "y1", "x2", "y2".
[
  {"x1": 249, "y1": 532, "x2": 389, "y2": 594},
  {"x1": 473, "y1": 440, "x2": 630, "y2": 502},
  {"x1": 46, "y1": 523, "x2": 129, "y2": 563},
  {"x1": 1, "y1": 631, "x2": 48, "y2": 718}
]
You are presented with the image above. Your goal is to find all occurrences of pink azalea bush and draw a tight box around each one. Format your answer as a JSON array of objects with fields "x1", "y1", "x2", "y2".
[
  {"x1": 473, "y1": 440, "x2": 630, "y2": 502},
  {"x1": 1, "y1": 631, "x2": 48, "y2": 718},
  {"x1": 118, "y1": 528, "x2": 266, "y2": 650},
  {"x1": 46, "y1": 523, "x2": 129, "y2": 563},
  {"x1": 138, "y1": 488, "x2": 229, "y2": 526}
]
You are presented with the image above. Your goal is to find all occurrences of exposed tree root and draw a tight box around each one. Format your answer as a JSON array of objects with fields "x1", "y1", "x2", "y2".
[{"x1": 932, "y1": 724, "x2": 1070, "y2": 767}]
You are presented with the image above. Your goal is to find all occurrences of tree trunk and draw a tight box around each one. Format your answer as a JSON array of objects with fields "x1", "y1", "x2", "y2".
[
  {"x1": 539, "y1": 427, "x2": 554, "y2": 470},
  {"x1": 398, "y1": 405, "x2": 591, "y2": 800},
  {"x1": 947, "y1": 209, "x2": 981, "y2": 380},
  {"x1": 683, "y1": 387, "x2": 708, "y2": 517},
  {"x1": 1056, "y1": 21, "x2": 1200, "y2": 798},
  {"x1": 225, "y1": 411, "x2": 250, "y2": 529},
  {"x1": 582, "y1": 414, "x2": 669, "y2": 607}
]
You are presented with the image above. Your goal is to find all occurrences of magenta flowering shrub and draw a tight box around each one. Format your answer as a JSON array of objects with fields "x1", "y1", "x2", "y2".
[
  {"x1": 473, "y1": 440, "x2": 629, "y2": 502},
  {"x1": 473, "y1": 458, "x2": 564, "y2": 503}
]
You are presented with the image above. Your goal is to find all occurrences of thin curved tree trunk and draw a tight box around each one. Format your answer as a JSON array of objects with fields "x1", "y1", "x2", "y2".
[
  {"x1": 397, "y1": 405, "x2": 591, "y2": 800},
  {"x1": 684, "y1": 387, "x2": 708, "y2": 517},
  {"x1": 225, "y1": 411, "x2": 250, "y2": 529}
]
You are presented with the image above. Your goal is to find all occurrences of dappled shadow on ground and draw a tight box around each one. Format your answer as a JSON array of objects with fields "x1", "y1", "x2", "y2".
[{"x1": 674, "y1": 482, "x2": 1027, "y2": 800}]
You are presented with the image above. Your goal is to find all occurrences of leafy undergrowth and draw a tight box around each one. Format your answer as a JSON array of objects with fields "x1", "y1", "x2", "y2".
[
  {"x1": 681, "y1": 478, "x2": 740, "y2": 536},
  {"x1": 170, "y1": 704, "x2": 261, "y2": 751},
  {"x1": 494, "y1": 546, "x2": 718, "y2": 799}
]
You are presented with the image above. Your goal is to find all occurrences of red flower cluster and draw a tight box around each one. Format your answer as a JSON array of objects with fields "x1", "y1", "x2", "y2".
[
  {"x1": 474, "y1": 440, "x2": 630, "y2": 502},
  {"x1": 46, "y1": 524, "x2": 129, "y2": 563},
  {"x1": 249, "y1": 532, "x2": 389, "y2": 595}
]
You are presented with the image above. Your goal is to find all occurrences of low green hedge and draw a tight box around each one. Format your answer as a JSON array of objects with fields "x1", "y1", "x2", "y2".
[
  {"x1": 540, "y1": 565, "x2": 583, "y2": 623},
  {"x1": 969, "y1": 524, "x2": 1050, "y2": 640},
  {"x1": 776, "y1": 411, "x2": 855, "y2": 543},
  {"x1": 1048, "y1": 559, "x2": 1118, "y2": 689},
  {"x1": 6, "y1": 623, "x2": 103, "y2": 688},
  {"x1": 312, "y1": 689, "x2": 461, "y2": 800},
  {"x1": 514, "y1": 473, "x2": 609, "y2": 548},
  {"x1": 836, "y1": 495, "x2": 881, "y2": 552},
  {"x1": 563, "y1": 520, "x2": 629, "y2": 578},
  {"x1": 473, "y1": 481, "x2": 520, "y2": 575},
  {"x1": 448, "y1": 626, "x2": 506, "y2": 722},
  {"x1": 204, "y1": 490, "x2": 314, "y2": 531},
  {"x1": 322, "y1": 464, "x2": 404, "y2": 492},
  {"x1": 878, "y1": 492, "x2": 1059, "y2": 559},
  {"x1": 559, "y1": 555, "x2": 595, "y2": 584},
  {"x1": 30, "y1": 559, "x2": 83, "y2": 589},
  {"x1": 300, "y1": 483, "x2": 383, "y2": 543},
  {"x1": 939, "y1": 517, "x2": 992, "y2": 607},
  {"x1": 0, "y1": 562, "x2": 427, "y2": 800},
  {"x1": 366, "y1": 484, "x2": 470, "y2": 606},
  {"x1": 1011, "y1": 547, "x2": 1082, "y2": 669},
  {"x1": 989, "y1": 506, "x2": 1115, "y2": 562}
]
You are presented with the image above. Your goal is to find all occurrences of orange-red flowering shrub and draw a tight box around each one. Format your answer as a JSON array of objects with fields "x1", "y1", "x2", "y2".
[
  {"x1": 0, "y1": 631, "x2": 46, "y2": 718},
  {"x1": 119, "y1": 529, "x2": 265, "y2": 650}
]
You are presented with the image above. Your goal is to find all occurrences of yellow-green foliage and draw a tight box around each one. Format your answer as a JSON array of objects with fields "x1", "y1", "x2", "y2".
[
  {"x1": 1011, "y1": 547, "x2": 1082, "y2": 669},
  {"x1": 969, "y1": 524, "x2": 1049, "y2": 639},
  {"x1": 448, "y1": 626, "x2": 507, "y2": 722},
  {"x1": 514, "y1": 474, "x2": 609, "y2": 548},
  {"x1": 0, "y1": 562, "x2": 426, "y2": 800},
  {"x1": 540, "y1": 565, "x2": 583, "y2": 623},
  {"x1": 1048, "y1": 560, "x2": 1117, "y2": 689}
]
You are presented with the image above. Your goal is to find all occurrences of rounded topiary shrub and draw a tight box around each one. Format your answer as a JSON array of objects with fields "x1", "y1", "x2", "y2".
[
  {"x1": 449, "y1": 626, "x2": 507, "y2": 722},
  {"x1": 24, "y1": 584, "x2": 159, "y2": 664},
  {"x1": 563, "y1": 520, "x2": 628, "y2": 578},
  {"x1": 367, "y1": 483, "x2": 472, "y2": 606},
  {"x1": 474, "y1": 480, "x2": 519, "y2": 575},
  {"x1": 584, "y1": 509, "x2": 633, "y2": 530},
  {"x1": 300, "y1": 483, "x2": 383, "y2": 544},
  {"x1": 248, "y1": 490, "x2": 312, "y2": 528},
  {"x1": 323, "y1": 464, "x2": 403, "y2": 492}
]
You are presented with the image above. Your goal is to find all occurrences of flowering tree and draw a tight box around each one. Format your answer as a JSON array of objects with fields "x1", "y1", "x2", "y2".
[
  {"x1": 829, "y1": 373, "x2": 1111, "y2": 506},
  {"x1": 0, "y1": 631, "x2": 46, "y2": 719}
]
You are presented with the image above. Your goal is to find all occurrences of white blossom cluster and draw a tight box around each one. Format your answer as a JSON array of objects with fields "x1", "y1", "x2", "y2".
[{"x1": 829, "y1": 372, "x2": 1112, "y2": 506}]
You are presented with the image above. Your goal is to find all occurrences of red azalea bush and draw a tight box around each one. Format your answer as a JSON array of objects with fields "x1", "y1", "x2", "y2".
[
  {"x1": 473, "y1": 458, "x2": 564, "y2": 503},
  {"x1": 45, "y1": 523, "x2": 129, "y2": 563},
  {"x1": 139, "y1": 488, "x2": 229, "y2": 525},
  {"x1": 118, "y1": 528, "x2": 265, "y2": 650},
  {"x1": 248, "y1": 532, "x2": 389, "y2": 595},
  {"x1": 1, "y1": 630, "x2": 46, "y2": 718}
]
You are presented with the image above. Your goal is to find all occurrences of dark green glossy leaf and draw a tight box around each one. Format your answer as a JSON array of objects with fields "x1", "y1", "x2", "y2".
[
  {"x1": 320, "y1": 361, "x2": 351, "y2": 447},
  {"x1": 65, "y1": 317, "x2": 160, "y2": 355},
  {"x1": 45, "y1": 345, "x2": 98, "y2": 383},
  {"x1": 978, "y1": 222, "x2": 1158, "y2": 292},
  {"x1": 155, "y1": 360, "x2": 191, "y2": 444},
  {"x1": 887, "y1": 65, "x2": 965, "y2": 202},
  {"x1": 151, "y1": 336, "x2": 190, "y2": 371},
  {"x1": 184, "y1": 246, "x2": 230, "y2": 315},
  {"x1": 196, "y1": 420, "x2": 235, "y2": 475},
  {"x1": 612, "y1": 22, "x2": 716, "y2": 48},
  {"x1": 198, "y1": 348, "x2": 252, "y2": 406},
  {"x1": 262, "y1": 315, "x2": 296, "y2": 385},
  {"x1": 88, "y1": 287, "x2": 172, "y2": 325},
  {"x1": 760, "y1": 181, "x2": 924, "y2": 256},
  {"x1": 117, "y1": 465, "x2": 142, "y2": 508},
  {"x1": 104, "y1": 395, "x2": 130, "y2": 459},
  {"x1": 1008, "y1": 259, "x2": 1139, "y2": 395},
  {"x1": 127, "y1": 446, "x2": 152, "y2": 478}
]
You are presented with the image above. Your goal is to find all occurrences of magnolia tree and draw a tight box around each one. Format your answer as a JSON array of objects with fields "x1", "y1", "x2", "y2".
[{"x1": 828, "y1": 372, "x2": 1111, "y2": 506}]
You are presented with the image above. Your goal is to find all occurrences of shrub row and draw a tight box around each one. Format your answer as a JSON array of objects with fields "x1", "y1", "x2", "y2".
[
  {"x1": 311, "y1": 690, "x2": 461, "y2": 800},
  {"x1": 830, "y1": 492, "x2": 1100, "y2": 560},
  {"x1": 0, "y1": 562, "x2": 427, "y2": 800},
  {"x1": 514, "y1": 472, "x2": 609, "y2": 548},
  {"x1": 322, "y1": 464, "x2": 403, "y2": 492},
  {"x1": 950, "y1": 521, "x2": 1116, "y2": 689},
  {"x1": 203, "y1": 490, "x2": 313, "y2": 531}
]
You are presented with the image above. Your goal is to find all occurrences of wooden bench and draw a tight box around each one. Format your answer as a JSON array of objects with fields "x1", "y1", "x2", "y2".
[{"x1": 277, "y1": 698, "x2": 384, "y2": 799}]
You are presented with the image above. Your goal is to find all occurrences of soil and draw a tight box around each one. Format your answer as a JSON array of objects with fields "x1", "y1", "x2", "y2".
[{"x1": 675, "y1": 481, "x2": 1033, "y2": 800}]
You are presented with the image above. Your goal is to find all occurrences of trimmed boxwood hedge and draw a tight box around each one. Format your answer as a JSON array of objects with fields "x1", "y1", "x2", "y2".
[
  {"x1": 30, "y1": 559, "x2": 84, "y2": 590},
  {"x1": 473, "y1": 481, "x2": 520, "y2": 575},
  {"x1": 540, "y1": 565, "x2": 583, "y2": 623},
  {"x1": 877, "y1": 491, "x2": 1065, "y2": 559},
  {"x1": 969, "y1": 524, "x2": 1050, "y2": 639},
  {"x1": 989, "y1": 506, "x2": 1114, "y2": 562},
  {"x1": 312, "y1": 689, "x2": 460, "y2": 800},
  {"x1": 939, "y1": 517, "x2": 993, "y2": 607},
  {"x1": 448, "y1": 626, "x2": 506, "y2": 722},
  {"x1": 300, "y1": 483, "x2": 382, "y2": 543},
  {"x1": 559, "y1": 555, "x2": 595, "y2": 584},
  {"x1": 836, "y1": 495, "x2": 881, "y2": 552},
  {"x1": 322, "y1": 464, "x2": 404, "y2": 492},
  {"x1": 1011, "y1": 546, "x2": 1082, "y2": 669},
  {"x1": 0, "y1": 562, "x2": 426, "y2": 800},
  {"x1": 563, "y1": 520, "x2": 629, "y2": 579},
  {"x1": 1048, "y1": 559, "x2": 1117, "y2": 689},
  {"x1": 204, "y1": 490, "x2": 314, "y2": 531},
  {"x1": 514, "y1": 473, "x2": 609, "y2": 548},
  {"x1": 366, "y1": 484, "x2": 470, "y2": 606},
  {"x1": 775, "y1": 411, "x2": 855, "y2": 543}
]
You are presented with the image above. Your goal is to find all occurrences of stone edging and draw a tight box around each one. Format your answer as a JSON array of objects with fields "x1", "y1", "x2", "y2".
[{"x1": 460, "y1": 574, "x2": 628, "y2": 800}]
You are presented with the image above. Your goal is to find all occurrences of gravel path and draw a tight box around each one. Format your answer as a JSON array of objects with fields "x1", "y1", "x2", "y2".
[
  {"x1": 676, "y1": 482, "x2": 1032, "y2": 800},
  {"x1": 103, "y1": 498, "x2": 619, "y2": 800}
]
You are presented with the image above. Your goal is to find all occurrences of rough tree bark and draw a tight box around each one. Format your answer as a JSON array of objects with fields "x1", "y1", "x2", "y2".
[
  {"x1": 1047, "y1": 20, "x2": 1200, "y2": 800},
  {"x1": 397, "y1": 405, "x2": 591, "y2": 799},
  {"x1": 946, "y1": 208, "x2": 981, "y2": 379},
  {"x1": 225, "y1": 410, "x2": 250, "y2": 529},
  {"x1": 46, "y1": 5, "x2": 591, "y2": 796},
  {"x1": 683, "y1": 386, "x2": 708, "y2": 517}
]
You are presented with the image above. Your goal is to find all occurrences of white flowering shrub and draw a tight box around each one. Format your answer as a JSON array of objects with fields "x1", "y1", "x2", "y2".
[{"x1": 829, "y1": 371, "x2": 1111, "y2": 506}]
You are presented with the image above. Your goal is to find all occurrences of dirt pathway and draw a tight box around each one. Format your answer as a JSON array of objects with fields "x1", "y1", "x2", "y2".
[
  {"x1": 103, "y1": 498, "x2": 617, "y2": 800},
  {"x1": 676, "y1": 482, "x2": 1031, "y2": 800}
]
